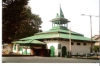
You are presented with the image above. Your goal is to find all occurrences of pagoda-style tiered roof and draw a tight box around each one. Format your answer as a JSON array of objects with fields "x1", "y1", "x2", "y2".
[
  {"x1": 19, "y1": 26, "x2": 96, "y2": 42},
  {"x1": 13, "y1": 5, "x2": 97, "y2": 44}
]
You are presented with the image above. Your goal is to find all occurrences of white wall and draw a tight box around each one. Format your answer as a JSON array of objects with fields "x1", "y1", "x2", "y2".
[
  {"x1": 27, "y1": 49, "x2": 31, "y2": 55},
  {"x1": 13, "y1": 40, "x2": 92, "y2": 55},
  {"x1": 44, "y1": 40, "x2": 92, "y2": 56},
  {"x1": 19, "y1": 50, "x2": 22, "y2": 54},
  {"x1": 13, "y1": 44, "x2": 18, "y2": 53},
  {"x1": 58, "y1": 41, "x2": 69, "y2": 52},
  {"x1": 58, "y1": 41, "x2": 91, "y2": 54},
  {"x1": 71, "y1": 42, "x2": 91, "y2": 54},
  {"x1": 44, "y1": 40, "x2": 58, "y2": 56},
  {"x1": 19, "y1": 47, "x2": 31, "y2": 55},
  {"x1": 94, "y1": 39, "x2": 100, "y2": 46},
  {"x1": 23, "y1": 48, "x2": 26, "y2": 54},
  {"x1": 13, "y1": 45, "x2": 31, "y2": 55}
]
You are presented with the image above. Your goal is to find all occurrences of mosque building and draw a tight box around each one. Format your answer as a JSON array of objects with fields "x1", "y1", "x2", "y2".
[{"x1": 12, "y1": 5, "x2": 96, "y2": 57}]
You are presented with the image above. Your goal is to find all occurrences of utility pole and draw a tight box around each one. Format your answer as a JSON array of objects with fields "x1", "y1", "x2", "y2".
[
  {"x1": 69, "y1": 27, "x2": 71, "y2": 52},
  {"x1": 81, "y1": 14, "x2": 99, "y2": 53},
  {"x1": 69, "y1": 27, "x2": 71, "y2": 58}
]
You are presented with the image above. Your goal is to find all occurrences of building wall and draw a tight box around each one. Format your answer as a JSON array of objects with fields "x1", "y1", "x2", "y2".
[
  {"x1": 59, "y1": 41, "x2": 91, "y2": 54},
  {"x1": 27, "y1": 48, "x2": 31, "y2": 55},
  {"x1": 12, "y1": 40, "x2": 92, "y2": 56},
  {"x1": 44, "y1": 40, "x2": 92, "y2": 56},
  {"x1": 22, "y1": 48, "x2": 27, "y2": 54},
  {"x1": 13, "y1": 44, "x2": 19, "y2": 53},
  {"x1": 95, "y1": 42, "x2": 100, "y2": 46},
  {"x1": 58, "y1": 40, "x2": 69, "y2": 52},
  {"x1": 19, "y1": 49, "x2": 22, "y2": 54},
  {"x1": 92, "y1": 35, "x2": 100, "y2": 46},
  {"x1": 44, "y1": 40, "x2": 59, "y2": 56},
  {"x1": 19, "y1": 47, "x2": 31, "y2": 55},
  {"x1": 94, "y1": 38, "x2": 100, "y2": 46},
  {"x1": 13, "y1": 45, "x2": 31, "y2": 55},
  {"x1": 71, "y1": 42, "x2": 91, "y2": 54}
]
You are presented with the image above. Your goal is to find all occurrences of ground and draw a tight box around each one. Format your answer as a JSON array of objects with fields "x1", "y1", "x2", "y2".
[{"x1": 2, "y1": 56, "x2": 100, "y2": 63}]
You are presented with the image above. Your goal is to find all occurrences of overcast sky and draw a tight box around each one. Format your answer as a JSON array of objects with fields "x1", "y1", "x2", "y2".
[{"x1": 28, "y1": 0, "x2": 99, "y2": 38}]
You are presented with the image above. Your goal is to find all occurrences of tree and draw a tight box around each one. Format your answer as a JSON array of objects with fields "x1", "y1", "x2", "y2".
[
  {"x1": 93, "y1": 46, "x2": 100, "y2": 52},
  {"x1": 2, "y1": 0, "x2": 42, "y2": 43}
]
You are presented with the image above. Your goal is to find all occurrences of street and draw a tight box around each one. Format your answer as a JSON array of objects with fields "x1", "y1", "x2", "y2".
[{"x1": 2, "y1": 56, "x2": 100, "y2": 63}]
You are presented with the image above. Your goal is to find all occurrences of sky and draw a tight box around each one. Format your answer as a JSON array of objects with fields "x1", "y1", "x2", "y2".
[{"x1": 28, "y1": 0, "x2": 99, "y2": 38}]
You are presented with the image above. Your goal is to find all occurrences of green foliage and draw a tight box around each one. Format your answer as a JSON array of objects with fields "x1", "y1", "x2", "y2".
[
  {"x1": 2, "y1": 0, "x2": 42, "y2": 43},
  {"x1": 93, "y1": 46, "x2": 100, "y2": 52}
]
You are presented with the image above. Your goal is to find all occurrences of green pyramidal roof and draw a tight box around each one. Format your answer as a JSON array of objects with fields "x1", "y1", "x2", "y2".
[
  {"x1": 19, "y1": 26, "x2": 96, "y2": 42},
  {"x1": 36, "y1": 26, "x2": 84, "y2": 36},
  {"x1": 12, "y1": 39, "x2": 45, "y2": 44},
  {"x1": 18, "y1": 5, "x2": 97, "y2": 42}
]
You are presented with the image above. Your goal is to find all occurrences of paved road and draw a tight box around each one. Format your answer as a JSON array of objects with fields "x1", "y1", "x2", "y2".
[{"x1": 2, "y1": 56, "x2": 100, "y2": 63}]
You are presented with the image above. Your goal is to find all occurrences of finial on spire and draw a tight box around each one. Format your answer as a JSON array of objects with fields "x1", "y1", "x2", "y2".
[{"x1": 59, "y1": 4, "x2": 64, "y2": 17}]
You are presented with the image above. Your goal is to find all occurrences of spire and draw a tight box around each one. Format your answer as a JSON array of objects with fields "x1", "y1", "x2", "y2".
[
  {"x1": 59, "y1": 4, "x2": 64, "y2": 17},
  {"x1": 50, "y1": 4, "x2": 70, "y2": 28}
]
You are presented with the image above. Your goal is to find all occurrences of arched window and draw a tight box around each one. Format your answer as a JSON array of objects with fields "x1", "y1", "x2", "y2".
[{"x1": 14, "y1": 44, "x2": 16, "y2": 50}]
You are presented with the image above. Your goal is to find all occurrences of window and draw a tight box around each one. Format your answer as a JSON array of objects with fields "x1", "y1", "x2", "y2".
[
  {"x1": 14, "y1": 45, "x2": 16, "y2": 50},
  {"x1": 71, "y1": 42, "x2": 74, "y2": 45},
  {"x1": 77, "y1": 43, "x2": 80, "y2": 45},
  {"x1": 58, "y1": 44, "x2": 61, "y2": 49},
  {"x1": 19, "y1": 46, "x2": 22, "y2": 51},
  {"x1": 83, "y1": 43, "x2": 86, "y2": 46}
]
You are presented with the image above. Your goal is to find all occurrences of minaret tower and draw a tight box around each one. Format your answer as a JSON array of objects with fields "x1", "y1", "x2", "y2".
[{"x1": 50, "y1": 5, "x2": 70, "y2": 28}]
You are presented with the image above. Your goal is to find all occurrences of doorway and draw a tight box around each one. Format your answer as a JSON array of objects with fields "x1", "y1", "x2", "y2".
[
  {"x1": 62, "y1": 46, "x2": 67, "y2": 57},
  {"x1": 50, "y1": 46, "x2": 55, "y2": 57}
]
